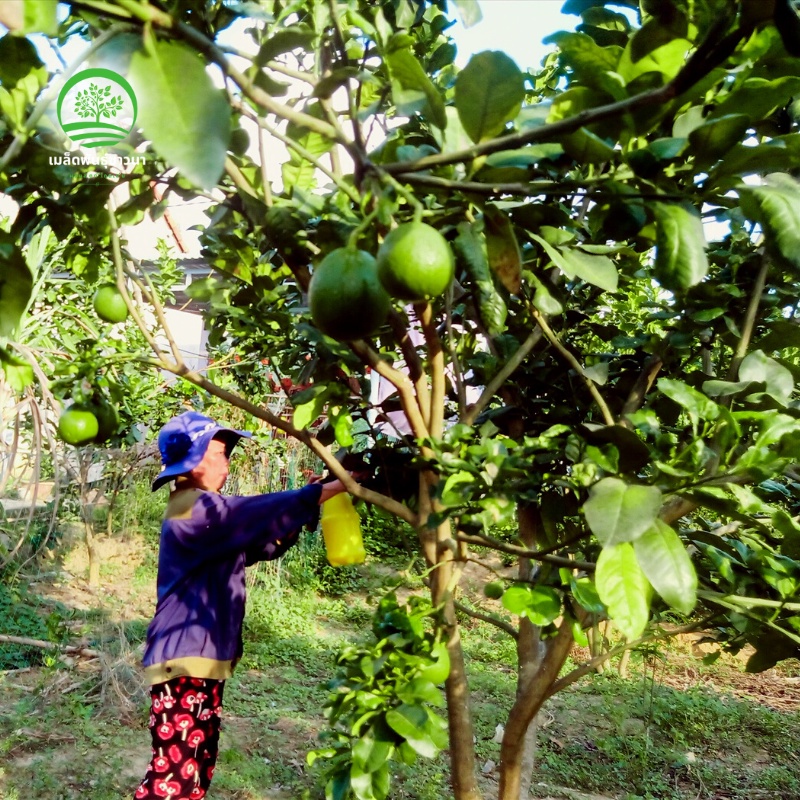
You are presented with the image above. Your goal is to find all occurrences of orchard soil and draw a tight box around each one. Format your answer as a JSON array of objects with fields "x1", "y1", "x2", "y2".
[{"x1": 1, "y1": 532, "x2": 799, "y2": 800}]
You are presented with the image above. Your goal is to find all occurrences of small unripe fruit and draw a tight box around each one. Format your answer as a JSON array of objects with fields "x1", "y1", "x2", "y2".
[{"x1": 93, "y1": 284, "x2": 128, "y2": 324}]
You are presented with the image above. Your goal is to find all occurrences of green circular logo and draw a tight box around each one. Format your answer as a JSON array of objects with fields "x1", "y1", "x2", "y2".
[{"x1": 57, "y1": 68, "x2": 137, "y2": 148}]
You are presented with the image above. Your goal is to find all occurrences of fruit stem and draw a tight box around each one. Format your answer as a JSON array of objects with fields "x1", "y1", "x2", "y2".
[
  {"x1": 378, "y1": 170, "x2": 426, "y2": 220},
  {"x1": 347, "y1": 208, "x2": 379, "y2": 250}
]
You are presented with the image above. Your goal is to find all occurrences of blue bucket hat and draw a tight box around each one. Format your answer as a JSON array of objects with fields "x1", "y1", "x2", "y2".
[{"x1": 152, "y1": 411, "x2": 252, "y2": 491}]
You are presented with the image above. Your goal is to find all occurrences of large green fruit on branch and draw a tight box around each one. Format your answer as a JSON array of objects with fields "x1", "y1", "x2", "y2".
[
  {"x1": 57, "y1": 407, "x2": 99, "y2": 446},
  {"x1": 377, "y1": 222, "x2": 455, "y2": 301},
  {"x1": 91, "y1": 397, "x2": 121, "y2": 443},
  {"x1": 308, "y1": 247, "x2": 390, "y2": 340},
  {"x1": 92, "y1": 284, "x2": 128, "y2": 324}
]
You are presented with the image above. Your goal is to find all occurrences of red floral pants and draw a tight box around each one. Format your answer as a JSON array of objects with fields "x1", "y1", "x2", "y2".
[{"x1": 134, "y1": 677, "x2": 225, "y2": 800}]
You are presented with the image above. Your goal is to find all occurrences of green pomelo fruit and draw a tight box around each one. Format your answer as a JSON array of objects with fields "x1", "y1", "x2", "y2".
[
  {"x1": 309, "y1": 247, "x2": 391, "y2": 340},
  {"x1": 230, "y1": 127, "x2": 250, "y2": 156},
  {"x1": 93, "y1": 284, "x2": 128, "y2": 324},
  {"x1": 58, "y1": 407, "x2": 99, "y2": 446},
  {"x1": 92, "y1": 399, "x2": 121, "y2": 443},
  {"x1": 376, "y1": 222, "x2": 455, "y2": 301},
  {"x1": 484, "y1": 580, "x2": 505, "y2": 599}
]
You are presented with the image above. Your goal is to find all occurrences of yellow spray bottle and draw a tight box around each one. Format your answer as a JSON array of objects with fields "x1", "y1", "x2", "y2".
[{"x1": 320, "y1": 493, "x2": 366, "y2": 566}]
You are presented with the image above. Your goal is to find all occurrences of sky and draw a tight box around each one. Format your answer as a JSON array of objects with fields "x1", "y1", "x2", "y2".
[{"x1": 449, "y1": 0, "x2": 576, "y2": 70}]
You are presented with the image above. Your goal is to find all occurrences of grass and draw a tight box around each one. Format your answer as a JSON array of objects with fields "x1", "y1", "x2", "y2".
[{"x1": 1, "y1": 480, "x2": 799, "y2": 799}]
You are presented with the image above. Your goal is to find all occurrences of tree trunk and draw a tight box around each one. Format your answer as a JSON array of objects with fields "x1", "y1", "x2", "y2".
[
  {"x1": 79, "y1": 453, "x2": 100, "y2": 587},
  {"x1": 499, "y1": 504, "x2": 574, "y2": 800},
  {"x1": 514, "y1": 504, "x2": 544, "y2": 799},
  {"x1": 85, "y1": 518, "x2": 100, "y2": 586},
  {"x1": 498, "y1": 622, "x2": 574, "y2": 800},
  {"x1": 420, "y1": 472, "x2": 482, "y2": 800}
]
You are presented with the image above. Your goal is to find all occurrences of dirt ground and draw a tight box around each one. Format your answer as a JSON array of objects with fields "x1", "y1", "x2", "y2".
[{"x1": 2, "y1": 534, "x2": 798, "y2": 800}]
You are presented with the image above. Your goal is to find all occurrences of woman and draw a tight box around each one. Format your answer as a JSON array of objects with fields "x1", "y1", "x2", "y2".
[{"x1": 134, "y1": 410, "x2": 353, "y2": 800}]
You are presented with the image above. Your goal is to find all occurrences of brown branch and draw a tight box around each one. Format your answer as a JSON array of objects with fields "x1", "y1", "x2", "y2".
[
  {"x1": 417, "y1": 302, "x2": 445, "y2": 438},
  {"x1": 726, "y1": 252, "x2": 769, "y2": 382},
  {"x1": 454, "y1": 600, "x2": 518, "y2": 640},
  {"x1": 463, "y1": 327, "x2": 544, "y2": 426},
  {"x1": 0, "y1": 634, "x2": 100, "y2": 660},
  {"x1": 456, "y1": 533, "x2": 594, "y2": 572},
  {"x1": 545, "y1": 616, "x2": 716, "y2": 698},
  {"x1": 620, "y1": 356, "x2": 663, "y2": 422},
  {"x1": 530, "y1": 307, "x2": 615, "y2": 426},
  {"x1": 384, "y1": 19, "x2": 746, "y2": 177},
  {"x1": 349, "y1": 340, "x2": 430, "y2": 441},
  {"x1": 387, "y1": 309, "x2": 431, "y2": 421}
]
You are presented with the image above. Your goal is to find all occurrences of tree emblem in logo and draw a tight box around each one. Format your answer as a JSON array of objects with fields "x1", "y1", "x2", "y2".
[{"x1": 57, "y1": 68, "x2": 137, "y2": 148}]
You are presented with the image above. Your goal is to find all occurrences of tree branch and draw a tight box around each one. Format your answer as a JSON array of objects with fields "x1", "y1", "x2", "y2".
[
  {"x1": 454, "y1": 600, "x2": 518, "y2": 640},
  {"x1": 383, "y1": 21, "x2": 747, "y2": 177},
  {"x1": 463, "y1": 327, "x2": 543, "y2": 426},
  {"x1": 0, "y1": 634, "x2": 100, "y2": 660},
  {"x1": 726, "y1": 252, "x2": 769, "y2": 382},
  {"x1": 455, "y1": 533, "x2": 594, "y2": 572},
  {"x1": 417, "y1": 302, "x2": 445, "y2": 438},
  {"x1": 545, "y1": 616, "x2": 716, "y2": 698},
  {"x1": 530, "y1": 307, "x2": 615, "y2": 426},
  {"x1": 348, "y1": 340, "x2": 431, "y2": 442},
  {"x1": 620, "y1": 356, "x2": 663, "y2": 422}
]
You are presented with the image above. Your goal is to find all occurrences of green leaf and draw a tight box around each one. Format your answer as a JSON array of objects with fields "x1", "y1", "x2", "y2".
[
  {"x1": 570, "y1": 576, "x2": 605, "y2": 614},
  {"x1": 0, "y1": 345, "x2": 33, "y2": 392},
  {"x1": 595, "y1": 543, "x2": 651, "y2": 640},
  {"x1": 501, "y1": 584, "x2": 561, "y2": 625},
  {"x1": 385, "y1": 36, "x2": 446, "y2": 129},
  {"x1": 560, "y1": 128, "x2": 617, "y2": 164},
  {"x1": 452, "y1": 0, "x2": 482, "y2": 28},
  {"x1": 352, "y1": 725, "x2": 394, "y2": 773},
  {"x1": 485, "y1": 145, "x2": 564, "y2": 168},
  {"x1": 20, "y1": 0, "x2": 58, "y2": 35},
  {"x1": 711, "y1": 77, "x2": 800, "y2": 124},
  {"x1": 651, "y1": 203, "x2": 708, "y2": 290},
  {"x1": 658, "y1": 379, "x2": 719, "y2": 423},
  {"x1": 528, "y1": 273, "x2": 563, "y2": 315},
  {"x1": 583, "y1": 477, "x2": 662, "y2": 546},
  {"x1": 257, "y1": 26, "x2": 316, "y2": 64},
  {"x1": 688, "y1": 114, "x2": 751, "y2": 162},
  {"x1": 397, "y1": 677, "x2": 445, "y2": 707},
  {"x1": 385, "y1": 704, "x2": 444, "y2": 758},
  {"x1": 328, "y1": 405, "x2": 355, "y2": 448},
  {"x1": 326, "y1": 771, "x2": 351, "y2": 800},
  {"x1": 0, "y1": 35, "x2": 44, "y2": 86},
  {"x1": 739, "y1": 350, "x2": 794, "y2": 405},
  {"x1": 633, "y1": 520, "x2": 697, "y2": 615},
  {"x1": 0, "y1": 243, "x2": 33, "y2": 337},
  {"x1": 701, "y1": 379, "x2": 756, "y2": 397},
  {"x1": 453, "y1": 221, "x2": 507, "y2": 336},
  {"x1": 281, "y1": 105, "x2": 335, "y2": 193},
  {"x1": 484, "y1": 204, "x2": 521, "y2": 294},
  {"x1": 618, "y1": 34, "x2": 691, "y2": 84},
  {"x1": 544, "y1": 32, "x2": 620, "y2": 92},
  {"x1": 531, "y1": 233, "x2": 618, "y2": 292},
  {"x1": 292, "y1": 385, "x2": 328, "y2": 429},
  {"x1": 129, "y1": 41, "x2": 230, "y2": 190},
  {"x1": 454, "y1": 50, "x2": 524, "y2": 143},
  {"x1": 737, "y1": 173, "x2": 800, "y2": 270}
]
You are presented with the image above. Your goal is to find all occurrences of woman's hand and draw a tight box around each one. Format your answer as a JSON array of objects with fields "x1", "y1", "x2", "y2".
[
  {"x1": 318, "y1": 479, "x2": 347, "y2": 504},
  {"x1": 308, "y1": 471, "x2": 368, "y2": 504}
]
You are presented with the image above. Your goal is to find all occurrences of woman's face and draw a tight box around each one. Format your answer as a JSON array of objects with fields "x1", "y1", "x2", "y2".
[{"x1": 188, "y1": 437, "x2": 230, "y2": 491}]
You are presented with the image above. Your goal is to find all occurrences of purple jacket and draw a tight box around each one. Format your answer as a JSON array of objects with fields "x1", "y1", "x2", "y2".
[{"x1": 142, "y1": 482, "x2": 322, "y2": 684}]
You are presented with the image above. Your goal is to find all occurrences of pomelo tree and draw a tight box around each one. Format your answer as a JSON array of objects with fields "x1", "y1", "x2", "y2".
[{"x1": 2, "y1": 1, "x2": 800, "y2": 798}]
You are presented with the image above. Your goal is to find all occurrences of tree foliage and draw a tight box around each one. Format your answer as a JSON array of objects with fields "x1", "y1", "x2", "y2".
[{"x1": 2, "y1": 0, "x2": 800, "y2": 798}]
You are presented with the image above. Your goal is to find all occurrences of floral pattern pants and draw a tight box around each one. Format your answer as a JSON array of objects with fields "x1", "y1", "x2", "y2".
[{"x1": 134, "y1": 677, "x2": 225, "y2": 800}]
